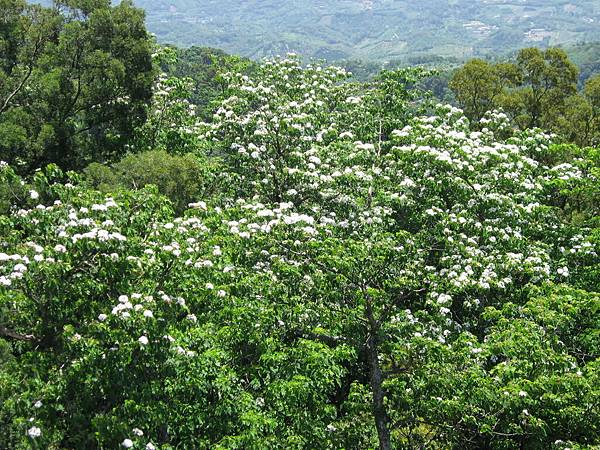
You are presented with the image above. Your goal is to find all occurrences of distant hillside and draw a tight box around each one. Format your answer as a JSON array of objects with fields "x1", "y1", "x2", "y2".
[
  {"x1": 133, "y1": 0, "x2": 600, "y2": 61},
  {"x1": 565, "y1": 41, "x2": 600, "y2": 83}
]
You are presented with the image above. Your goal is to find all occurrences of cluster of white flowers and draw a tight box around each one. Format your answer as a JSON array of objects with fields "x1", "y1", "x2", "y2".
[
  {"x1": 141, "y1": 73, "x2": 202, "y2": 149},
  {"x1": 27, "y1": 426, "x2": 41, "y2": 438},
  {"x1": 0, "y1": 252, "x2": 31, "y2": 286}
]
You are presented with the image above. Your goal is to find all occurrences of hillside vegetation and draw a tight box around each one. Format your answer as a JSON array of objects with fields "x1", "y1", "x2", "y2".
[
  {"x1": 1, "y1": 1, "x2": 600, "y2": 449},
  {"x1": 135, "y1": 0, "x2": 600, "y2": 61}
]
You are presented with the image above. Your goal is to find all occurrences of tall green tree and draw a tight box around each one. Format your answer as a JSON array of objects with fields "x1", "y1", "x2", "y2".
[
  {"x1": 556, "y1": 74, "x2": 600, "y2": 147},
  {"x1": 584, "y1": 74, "x2": 600, "y2": 145},
  {"x1": 450, "y1": 48, "x2": 582, "y2": 136},
  {"x1": 0, "y1": 0, "x2": 154, "y2": 173},
  {"x1": 507, "y1": 47, "x2": 579, "y2": 129},
  {"x1": 449, "y1": 59, "x2": 504, "y2": 124}
]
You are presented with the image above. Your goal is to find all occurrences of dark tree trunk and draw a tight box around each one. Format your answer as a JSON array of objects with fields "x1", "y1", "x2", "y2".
[
  {"x1": 366, "y1": 332, "x2": 391, "y2": 450},
  {"x1": 363, "y1": 290, "x2": 392, "y2": 450}
]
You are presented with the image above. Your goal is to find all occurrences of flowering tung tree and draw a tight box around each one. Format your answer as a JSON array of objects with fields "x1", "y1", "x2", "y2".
[{"x1": 0, "y1": 56, "x2": 599, "y2": 449}]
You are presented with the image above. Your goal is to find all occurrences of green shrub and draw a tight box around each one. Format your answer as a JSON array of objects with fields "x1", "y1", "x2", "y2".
[{"x1": 85, "y1": 150, "x2": 221, "y2": 214}]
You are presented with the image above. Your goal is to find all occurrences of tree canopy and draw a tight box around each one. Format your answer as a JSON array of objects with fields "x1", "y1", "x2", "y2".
[
  {"x1": 1, "y1": 54, "x2": 599, "y2": 449},
  {"x1": 450, "y1": 48, "x2": 600, "y2": 147},
  {"x1": 0, "y1": 0, "x2": 154, "y2": 173}
]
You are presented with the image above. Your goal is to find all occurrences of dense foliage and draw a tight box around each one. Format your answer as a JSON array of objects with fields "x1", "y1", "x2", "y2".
[
  {"x1": 0, "y1": 0, "x2": 154, "y2": 173},
  {"x1": 84, "y1": 150, "x2": 220, "y2": 214},
  {"x1": 450, "y1": 48, "x2": 600, "y2": 147},
  {"x1": 166, "y1": 46, "x2": 255, "y2": 120},
  {"x1": 1, "y1": 50, "x2": 599, "y2": 450}
]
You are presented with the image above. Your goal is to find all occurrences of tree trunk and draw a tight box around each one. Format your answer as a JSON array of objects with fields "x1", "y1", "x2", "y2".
[
  {"x1": 366, "y1": 331, "x2": 392, "y2": 450},
  {"x1": 363, "y1": 290, "x2": 392, "y2": 450}
]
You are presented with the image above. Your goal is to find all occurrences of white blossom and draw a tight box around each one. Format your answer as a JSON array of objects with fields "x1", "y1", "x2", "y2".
[{"x1": 27, "y1": 426, "x2": 41, "y2": 438}]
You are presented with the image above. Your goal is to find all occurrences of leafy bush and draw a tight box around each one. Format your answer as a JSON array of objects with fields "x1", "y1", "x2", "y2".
[{"x1": 85, "y1": 150, "x2": 221, "y2": 214}]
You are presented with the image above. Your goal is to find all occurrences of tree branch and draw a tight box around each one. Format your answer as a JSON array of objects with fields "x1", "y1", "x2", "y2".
[
  {"x1": 292, "y1": 329, "x2": 346, "y2": 347},
  {"x1": 0, "y1": 64, "x2": 34, "y2": 115},
  {"x1": 0, "y1": 325, "x2": 36, "y2": 342}
]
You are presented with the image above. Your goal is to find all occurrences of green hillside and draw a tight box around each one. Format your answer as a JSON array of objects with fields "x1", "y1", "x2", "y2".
[{"x1": 135, "y1": 0, "x2": 600, "y2": 61}]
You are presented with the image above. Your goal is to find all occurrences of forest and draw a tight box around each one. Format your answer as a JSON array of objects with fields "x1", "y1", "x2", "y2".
[{"x1": 1, "y1": 0, "x2": 599, "y2": 449}]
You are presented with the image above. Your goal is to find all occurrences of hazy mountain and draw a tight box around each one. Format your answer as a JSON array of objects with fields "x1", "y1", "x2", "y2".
[{"x1": 132, "y1": 0, "x2": 600, "y2": 61}]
